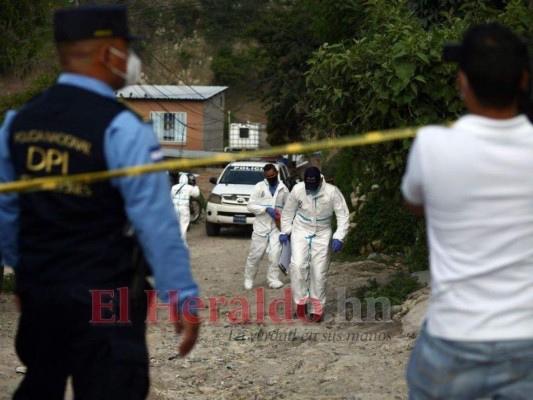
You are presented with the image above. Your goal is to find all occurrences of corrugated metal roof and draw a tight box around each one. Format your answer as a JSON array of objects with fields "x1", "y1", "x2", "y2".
[
  {"x1": 115, "y1": 85, "x2": 228, "y2": 101},
  {"x1": 162, "y1": 148, "x2": 226, "y2": 159}
]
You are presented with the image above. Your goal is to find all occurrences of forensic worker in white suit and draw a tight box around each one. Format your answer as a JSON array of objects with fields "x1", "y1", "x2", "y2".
[
  {"x1": 280, "y1": 166, "x2": 350, "y2": 322},
  {"x1": 171, "y1": 173, "x2": 200, "y2": 244},
  {"x1": 244, "y1": 163, "x2": 290, "y2": 290}
]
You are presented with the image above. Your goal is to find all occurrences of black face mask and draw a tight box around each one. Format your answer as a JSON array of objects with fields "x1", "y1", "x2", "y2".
[{"x1": 267, "y1": 176, "x2": 278, "y2": 186}]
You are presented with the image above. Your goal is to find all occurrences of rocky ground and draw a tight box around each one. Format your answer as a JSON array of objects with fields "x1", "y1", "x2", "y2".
[{"x1": 0, "y1": 222, "x2": 429, "y2": 400}]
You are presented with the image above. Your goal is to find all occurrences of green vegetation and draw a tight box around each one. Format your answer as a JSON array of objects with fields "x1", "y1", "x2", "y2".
[
  {"x1": 0, "y1": 0, "x2": 60, "y2": 75},
  {"x1": 361, "y1": 272, "x2": 422, "y2": 306},
  {"x1": 301, "y1": 0, "x2": 533, "y2": 270},
  {"x1": 351, "y1": 270, "x2": 423, "y2": 319},
  {"x1": 211, "y1": 45, "x2": 257, "y2": 89}
]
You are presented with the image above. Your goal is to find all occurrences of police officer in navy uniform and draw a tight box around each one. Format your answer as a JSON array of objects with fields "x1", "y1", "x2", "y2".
[{"x1": 0, "y1": 5, "x2": 200, "y2": 399}]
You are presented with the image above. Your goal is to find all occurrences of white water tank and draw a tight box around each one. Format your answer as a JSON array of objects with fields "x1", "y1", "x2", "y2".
[{"x1": 229, "y1": 123, "x2": 262, "y2": 150}]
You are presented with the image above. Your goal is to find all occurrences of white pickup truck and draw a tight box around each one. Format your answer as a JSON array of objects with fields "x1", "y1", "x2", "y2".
[{"x1": 205, "y1": 160, "x2": 290, "y2": 236}]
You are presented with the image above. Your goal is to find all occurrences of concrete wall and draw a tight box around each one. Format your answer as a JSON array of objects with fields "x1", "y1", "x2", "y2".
[{"x1": 202, "y1": 93, "x2": 225, "y2": 151}]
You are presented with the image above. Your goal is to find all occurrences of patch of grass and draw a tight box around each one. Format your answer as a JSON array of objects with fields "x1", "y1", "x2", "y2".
[
  {"x1": 348, "y1": 270, "x2": 422, "y2": 319},
  {"x1": 363, "y1": 271, "x2": 421, "y2": 305}
]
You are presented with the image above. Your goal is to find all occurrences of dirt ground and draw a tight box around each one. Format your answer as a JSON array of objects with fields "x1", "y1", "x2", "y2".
[{"x1": 0, "y1": 221, "x2": 417, "y2": 400}]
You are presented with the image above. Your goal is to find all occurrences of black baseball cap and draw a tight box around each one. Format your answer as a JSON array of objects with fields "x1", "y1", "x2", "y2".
[
  {"x1": 304, "y1": 166, "x2": 321, "y2": 191},
  {"x1": 54, "y1": 5, "x2": 141, "y2": 42}
]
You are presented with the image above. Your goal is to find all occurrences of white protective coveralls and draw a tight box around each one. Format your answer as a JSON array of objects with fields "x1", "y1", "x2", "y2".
[
  {"x1": 170, "y1": 173, "x2": 200, "y2": 244},
  {"x1": 280, "y1": 179, "x2": 350, "y2": 314},
  {"x1": 244, "y1": 179, "x2": 289, "y2": 287}
]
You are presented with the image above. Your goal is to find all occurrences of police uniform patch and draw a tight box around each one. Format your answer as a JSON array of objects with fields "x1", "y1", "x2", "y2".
[{"x1": 149, "y1": 145, "x2": 164, "y2": 162}]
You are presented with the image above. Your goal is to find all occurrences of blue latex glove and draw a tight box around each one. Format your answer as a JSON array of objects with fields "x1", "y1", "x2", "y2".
[
  {"x1": 266, "y1": 207, "x2": 277, "y2": 219},
  {"x1": 331, "y1": 239, "x2": 343, "y2": 253},
  {"x1": 279, "y1": 234, "x2": 289, "y2": 245}
]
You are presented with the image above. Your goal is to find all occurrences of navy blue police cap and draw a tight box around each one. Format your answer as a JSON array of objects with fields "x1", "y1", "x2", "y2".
[
  {"x1": 54, "y1": 5, "x2": 141, "y2": 42},
  {"x1": 304, "y1": 166, "x2": 322, "y2": 191}
]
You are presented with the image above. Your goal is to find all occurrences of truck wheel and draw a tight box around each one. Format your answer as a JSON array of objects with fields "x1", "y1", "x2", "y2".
[
  {"x1": 189, "y1": 198, "x2": 202, "y2": 223},
  {"x1": 205, "y1": 221, "x2": 221, "y2": 237}
]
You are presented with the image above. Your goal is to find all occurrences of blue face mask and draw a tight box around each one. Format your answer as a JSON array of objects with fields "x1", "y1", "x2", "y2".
[{"x1": 307, "y1": 187, "x2": 319, "y2": 196}]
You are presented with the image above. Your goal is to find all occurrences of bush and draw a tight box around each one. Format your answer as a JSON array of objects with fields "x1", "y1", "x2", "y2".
[
  {"x1": 350, "y1": 270, "x2": 422, "y2": 319},
  {"x1": 303, "y1": 1, "x2": 533, "y2": 269}
]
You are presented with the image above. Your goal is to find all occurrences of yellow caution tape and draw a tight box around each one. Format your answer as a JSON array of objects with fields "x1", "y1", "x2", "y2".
[{"x1": 0, "y1": 126, "x2": 417, "y2": 194}]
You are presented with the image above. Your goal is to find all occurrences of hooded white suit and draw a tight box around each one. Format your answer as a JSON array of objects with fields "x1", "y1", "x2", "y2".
[
  {"x1": 280, "y1": 179, "x2": 350, "y2": 314},
  {"x1": 171, "y1": 173, "x2": 200, "y2": 244},
  {"x1": 244, "y1": 179, "x2": 289, "y2": 287}
]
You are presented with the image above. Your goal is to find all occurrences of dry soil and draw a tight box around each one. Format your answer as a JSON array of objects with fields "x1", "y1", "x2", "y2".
[{"x1": 0, "y1": 222, "x2": 418, "y2": 400}]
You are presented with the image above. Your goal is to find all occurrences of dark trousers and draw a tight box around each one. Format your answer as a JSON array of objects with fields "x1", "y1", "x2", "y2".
[{"x1": 13, "y1": 286, "x2": 149, "y2": 400}]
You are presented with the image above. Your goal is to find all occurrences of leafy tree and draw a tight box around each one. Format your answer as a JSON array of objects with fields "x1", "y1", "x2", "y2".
[
  {"x1": 0, "y1": 1, "x2": 68, "y2": 123},
  {"x1": 406, "y1": 0, "x2": 508, "y2": 27},
  {"x1": 248, "y1": 1, "x2": 320, "y2": 145},
  {"x1": 248, "y1": 0, "x2": 368, "y2": 145},
  {"x1": 211, "y1": 45, "x2": 254, "y2": 88},
  {"x1": 310, "y1": 0, "x2": 365, "y2": 45},
  {"x1": 303, "y1": 0, "x2": 533, "y2": 264},
  {"x1": 0, "y1": 0, "x2": 62, "y2": 75}
]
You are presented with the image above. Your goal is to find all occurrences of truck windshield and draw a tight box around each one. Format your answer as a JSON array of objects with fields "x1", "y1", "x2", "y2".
[{"x1": 219, "y1": 166, "x2": 264, "y2": 185}]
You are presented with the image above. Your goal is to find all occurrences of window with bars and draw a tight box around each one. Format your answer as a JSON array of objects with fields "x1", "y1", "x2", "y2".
[{"x1": 151, "y1": 111, "x2": 187, "y2": 143}]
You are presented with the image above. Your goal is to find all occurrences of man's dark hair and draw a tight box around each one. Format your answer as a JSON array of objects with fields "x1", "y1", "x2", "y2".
[
  {"x1": 263, "y1": 163, "x2": 276, "y2": 172},
  {"x1": 459, "y1": 23, "x2": 528, "y2": 109}
]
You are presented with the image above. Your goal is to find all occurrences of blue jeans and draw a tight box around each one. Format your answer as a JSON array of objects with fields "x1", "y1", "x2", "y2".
[{"x1": 407, "y1": 324, "x2": 533, "y2": 399}]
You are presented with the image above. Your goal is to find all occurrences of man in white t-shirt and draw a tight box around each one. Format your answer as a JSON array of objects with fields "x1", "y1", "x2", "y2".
[{"x1": 402, "y1": 23, "x2": 533, "y2": 399}]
